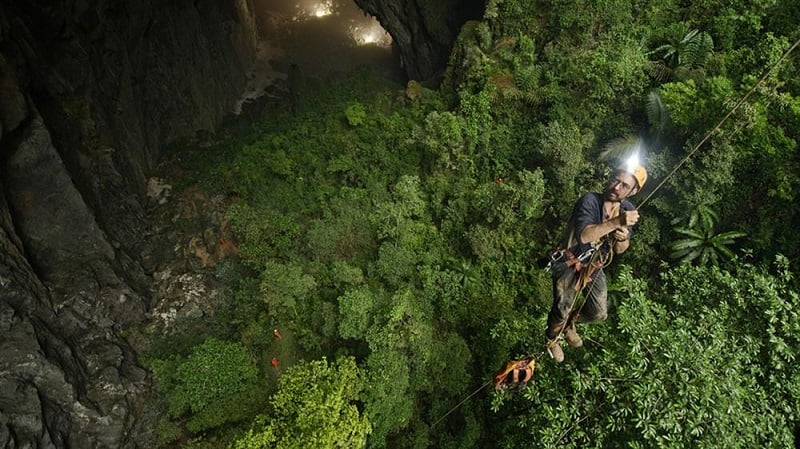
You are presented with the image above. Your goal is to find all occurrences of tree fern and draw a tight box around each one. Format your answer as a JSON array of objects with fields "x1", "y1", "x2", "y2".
[{"x1": 647, "y1": 24, "x2": 714, "y2": 81}]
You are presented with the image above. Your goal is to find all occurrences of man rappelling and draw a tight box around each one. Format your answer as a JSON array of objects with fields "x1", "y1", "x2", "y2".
[{"x1": 544, "y1": 158, "x2": 647, "y2": 363}]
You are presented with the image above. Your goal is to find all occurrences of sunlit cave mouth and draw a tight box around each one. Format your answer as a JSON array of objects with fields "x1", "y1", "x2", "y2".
[
  {"x1": 236, "y1": 0, "x2": 398, "y2": 113},
  {"x1": 289, "y1": 0, "x2": 392, "y2": 46}
]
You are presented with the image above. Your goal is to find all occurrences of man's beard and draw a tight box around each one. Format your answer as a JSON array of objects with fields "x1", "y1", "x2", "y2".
[{"x1": 604, "y1": 190, "x2": 622, "y2": 202}]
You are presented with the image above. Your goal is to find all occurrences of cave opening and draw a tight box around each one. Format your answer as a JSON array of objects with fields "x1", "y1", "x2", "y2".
[{"x1": 239, "y1": 0, "x2": 403, "y2": 109}]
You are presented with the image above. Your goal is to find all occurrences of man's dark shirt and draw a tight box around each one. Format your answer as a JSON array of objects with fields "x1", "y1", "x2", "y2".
[{"x1": 561, "y1": 193, "x2": 635, "y2": 257}]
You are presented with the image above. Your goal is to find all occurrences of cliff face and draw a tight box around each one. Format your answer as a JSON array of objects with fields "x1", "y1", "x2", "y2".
[
  {"x1": 354, "y1": 0, "x2": 484, "y2": 82},
  {"x1": 0, "y1": 1, "x2": 258, "y2": 447}
]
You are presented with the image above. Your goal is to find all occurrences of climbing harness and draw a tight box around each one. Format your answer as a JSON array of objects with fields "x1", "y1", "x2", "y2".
[
  {"x1": 544, "y1": 246, "x2": 595, "y2": 273},
  {"x1": 548, "y1": 239, "x2": 615, "y2": 337},
  {"x1": 499, "y1": 237, "x2": 616, "y2": 382}
]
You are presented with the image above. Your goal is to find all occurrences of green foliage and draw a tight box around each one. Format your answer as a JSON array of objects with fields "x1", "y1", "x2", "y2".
[
  {"x1": 373, "y1": 175, "x2": 428, "y2": 239},
  {"x1": 362, "y1": 348, "x2": 413, "y2": 447},
  {"x1": 305, "y1": 187, "x2": 376, "y2": 265},
  {"x1": 615, "y1": 263, "x2": 796, "y2": 447},
  {"x1": 655, "y1": 62, "x2": 798, "y2": 262},
  {"x1": 228, "y1": 204, "x2": 301, "y2": 269},
  {"x1": 357, "y1": 286, "x2": 473, "y2": 447},
  {"x1": 232, "y1": 357, "x2": 371, "y2": 449},
  {"x1": 259, "y1": 261, "x2": 317, "y2": 318},
  {"x1": 163, "y1": 3, "x2": 800, "y2": 448},
  {"x1": 483, "y1": 0, "x2": 541, "y2": 36},
  {"x1": 170, "y1": 338, "x2": 259, "y2": 415},
  {"x1": 337, "y1": 286, "x2": 378, "y2": 339},
  {"x1": 533, "y1": 120, "x2": 593, "y2": 197},
  {"x1": 668, "y1": 204, "x2": 747, "y2": 266},
  {"x1": 680, "y1": 0, "x2": 777, "y2": 51},
  {"x1": 345, "y1": 102, "x2": 367, "y2": 127},
  {"x1": 148, "y1": 338, "x2": 263, "y2": 438},
  {"x1": 647, "y1": 24, "x2": 715, "y2": 82},
  {"x1": 156, "y1": 418, "x2": 182, "y2": 446},
  {"x1": 496, "y1": 261, "x2": 800, "y2": 448},
  {"x1": 482, "y1": 0, "x2": 651, "y2": 135},
  {"x1": 644, "y1": 89, "x2": 669, "y2": 136},
  {"x1": 657, "y1": 77, "x2": 740, "y2": 207},
  {"x1": 371, "y1": 175, "x2": 443, "y2": 289},
  {"x1": 258, "y1": 260, "x2": 338, "y2": 354},
  {"x1": 457, "y1": 88, "x2": 494, "y2": 153},
  {"x1": 417, "y1": 111, "x2": 469, "y2": 173}
]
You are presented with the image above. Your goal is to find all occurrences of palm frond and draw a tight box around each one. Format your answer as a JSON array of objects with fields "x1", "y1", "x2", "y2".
[
  {"x1": 669, "y1": 237, "x2": 705, "y2": 252},
  {"x1": 673, "y1": 227, "x2": 705, "y2": 240},
  {"x1": 645, "y1": 61, "x2": 671, "y2": 82},
  {"x1": 515, "y1": 65, "x2": 541, "y2": 91},
  {"x1": 668, "y1": 204, "x2": 745, "y2": 267},
  {"x1": 676, "y1": 247, "x2": 704, "y2": 263},
  {"x1": 713, "y1": 230, "x2": 747, "y2": 241},
  {"x1": 599, "y1": 134, "x2": 638, "y2": 163},
  {"x1": 695, "y1": 205, "x2": 719, "y2": 234},
  {"x1": 712, "y1": 243, "x2": 737, "y2": 260}
]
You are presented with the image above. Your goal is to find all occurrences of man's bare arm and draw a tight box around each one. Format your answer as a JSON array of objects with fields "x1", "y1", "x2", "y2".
[{"x1": 579, "y1": 210, "x2": 639, "y2": 246}]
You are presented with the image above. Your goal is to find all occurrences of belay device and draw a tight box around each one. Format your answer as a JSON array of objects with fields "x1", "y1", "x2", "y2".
[{"x1": 492, "y1": 357, "x2": 536, "y2": 390}]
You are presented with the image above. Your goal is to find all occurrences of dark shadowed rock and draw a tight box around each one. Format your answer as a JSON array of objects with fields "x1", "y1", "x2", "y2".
[
  {"x1": 0, "y1": 0, "x2": 258, "y2": 447},
  {"x1": 354, "y1": 0, "x2": 484, "y2": 82}
]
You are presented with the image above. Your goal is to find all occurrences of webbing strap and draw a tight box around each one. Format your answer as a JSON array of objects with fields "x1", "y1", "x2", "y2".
[{"x1": 564, "y1": 250, "x2": 583, "y2": 272}]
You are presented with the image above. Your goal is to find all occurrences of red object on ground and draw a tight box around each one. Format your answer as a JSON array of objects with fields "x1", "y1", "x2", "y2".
[
  {"x1": 219, "y1": 237, "x2": 240, "y2": 255},
  {"x1": 271, "y1": 357, "x2": 279, "y2": 369},
  {"x1": 273, "y1": 329, "x2": 283, "y2": 340}
]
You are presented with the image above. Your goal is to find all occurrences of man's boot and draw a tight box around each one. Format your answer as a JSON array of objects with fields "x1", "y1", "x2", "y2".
[
  {"x1": 546, "y1": 339, "x2": 564, "y2": 363},
  {"x1": 564, "y1": 320, "x2": 583, "y2": 348}
]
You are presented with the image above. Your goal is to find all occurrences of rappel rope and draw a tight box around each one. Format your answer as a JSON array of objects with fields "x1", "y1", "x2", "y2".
[
  {"x1": 544, "y1": 239, "x2": 615, "y2": 353},
  {"x1": 430, "y1": 379, "x2": 493, "y2": 428},
  {"x1": 430, "y1": 33, "x2": 800, "y2": 428},
  {"x1": 432, "y1": 243, "x2": 613, "y2": 427}
]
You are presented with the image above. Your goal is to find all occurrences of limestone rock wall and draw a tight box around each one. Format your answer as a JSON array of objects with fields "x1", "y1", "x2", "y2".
[
  {"x1": 0, "y1": 0, "x2": 258, "y2": 447},
  {"x1": 354, "y1": 0, "x2": 484, "y2": 82}
]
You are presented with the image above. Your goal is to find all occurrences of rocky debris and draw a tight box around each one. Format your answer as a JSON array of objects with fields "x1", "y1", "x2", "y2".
[
  {"x1": 234, "y1": 41, "x2": 289, "y2": 115},
  {"x1": 142, "y1": 181, "x2": 240, "y2": 340},
  {"x1": 146, "y1": 178, "x2": 173, "y2": 206}
]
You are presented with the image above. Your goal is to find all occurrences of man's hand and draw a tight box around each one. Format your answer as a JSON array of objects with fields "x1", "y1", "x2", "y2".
[
  {"x1": 580, "y1": 207, "x2": 640, "y2": 246},
  {"x1": 612, "y1": 227, "x2": 629, "y2": 241},
  {"x1": 619, "y1": 209, "x2": 639, "y2": 227},
  {"x1": 612, "y1": 226, "x2": 631, "y2": 254}
]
